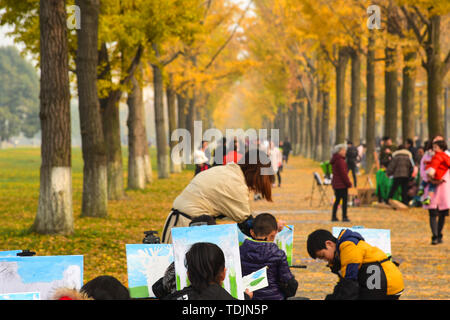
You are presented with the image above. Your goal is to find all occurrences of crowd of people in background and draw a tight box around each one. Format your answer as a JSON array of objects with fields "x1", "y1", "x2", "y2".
[
  {"x1": 192, "y1": 136, "x2": 292, "y2": 190},
  {"x1": 328, "y1": 134, "x2": 449, "y2": 246}
]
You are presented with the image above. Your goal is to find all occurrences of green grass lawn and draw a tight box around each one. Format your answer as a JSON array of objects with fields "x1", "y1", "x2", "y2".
[{"x1": 0, "y1": 147, "x2": 194, "y2": 287}]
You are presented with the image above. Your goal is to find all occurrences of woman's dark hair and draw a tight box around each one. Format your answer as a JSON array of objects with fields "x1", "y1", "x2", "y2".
[
  {"x1": 432, "y1": 140, "x2": 447, "y2": 151},
  {"x1": 306, "y1": 229, "x2": 337, "y2": 259},
  {"x1": 185, "y1": 242, "x2": 225, "y2": 292},
  {"x1": 80, "y1": 275, "x2": 130, "y2": 300},
  {"x1": 424, "y1": 140, "x2": 432, "y2": 151},
  {"x1": 252, "y1": 213, "x2": 278, "y2": 238},
  {"x1": 238, "y1": 149, "x2": 273, "y2": 201}
]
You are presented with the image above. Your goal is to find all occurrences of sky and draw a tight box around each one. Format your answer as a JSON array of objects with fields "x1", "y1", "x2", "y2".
[{"x1": 0, "y1": 24, "x2": 16, "y2": 47}]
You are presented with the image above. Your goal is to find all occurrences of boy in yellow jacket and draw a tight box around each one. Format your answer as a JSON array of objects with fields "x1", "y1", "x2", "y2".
[{"x1": 307, "y1": 229, "x2": 404, "y2": 300}]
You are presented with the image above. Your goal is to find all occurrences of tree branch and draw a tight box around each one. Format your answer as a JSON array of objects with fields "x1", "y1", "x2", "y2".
[
  {"x1": 203, "y1": 0, "x2": 253, "y2": 70},
  {"x1": 412, "y1": 5, "x2": 430, "y2": 28},
  {"x1": 162, "y1": 50, "x2": 184, "y2": 66},
  {"x1": 400, "y1": 6, "x2": 426, "y2": 46},
  {"x1": 320, "y1": 43, "x2": 337, "y2": 68},
  {"x1": 443, "y1": 50, "x2": 450, "y2": 77}
]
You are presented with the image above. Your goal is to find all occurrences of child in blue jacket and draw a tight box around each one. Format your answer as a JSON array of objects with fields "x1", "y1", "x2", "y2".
[{"x1": 239, "y1": 213, "x2": 298, "y2": 300}]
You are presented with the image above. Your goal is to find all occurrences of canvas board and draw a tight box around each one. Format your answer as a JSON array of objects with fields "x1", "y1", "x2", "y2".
[
  {"x1": 126, "y1": 244, "x2": 174, "y2": 298},
  {"x1": 171, "y1": 223, "x2": 244, "y2": 300}
]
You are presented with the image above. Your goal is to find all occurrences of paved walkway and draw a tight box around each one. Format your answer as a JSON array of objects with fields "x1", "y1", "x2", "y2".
[{"x1": 251, "y1": 155, "x2": 450, "y2": 300}]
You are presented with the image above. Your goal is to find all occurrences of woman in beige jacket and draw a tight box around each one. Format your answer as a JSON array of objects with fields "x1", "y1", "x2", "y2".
[{"x1": 161, "y1": 150, "x2": 274, "y2": 243}]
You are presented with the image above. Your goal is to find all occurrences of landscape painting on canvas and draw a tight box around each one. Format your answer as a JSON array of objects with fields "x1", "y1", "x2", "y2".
[
  {"x1": 171, "y1": 223, "x2": 244, "y2": 300},
  {"x1": 0, "y1": 292, "x2": 40, "y2": 300},
  {"x1": 242, "y1": 266, "x2": 268, "y2": 292},
  {"x1": 332, "y1": 227, "x2": 391, "y2": 256},
  {"x1": 0, "y1": 255, "x2": 83, "y2": 300},
  {"x1": 275, "y1": 225, "x2": 294, "y2": 266},
  {"x1": 237, "y1": 225, "x2": 294, "y2": 266},
  {"x1": 126, "y1": 244, "x2": 174, "y2": 298}
]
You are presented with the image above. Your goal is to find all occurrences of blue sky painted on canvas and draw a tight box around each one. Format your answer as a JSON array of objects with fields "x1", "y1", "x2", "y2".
[
  {"x1": 332, "y1": 227, "x2": 391, "y2": 254},
  {"x1": 126, "y1": 244, "x2": 174, "y2": 287},
  {"x1": 0, "y1": 292, "x2": 40, "y2": 300},
  {"x1": 172, "y1": 223, "x2": 238, "y2": 243},
  {"x1": 0, "y1": 250, "x2": 21, "y2": 257},
  {"x1": 0, "y1": 256, "x2": 83, "y2": 284}
]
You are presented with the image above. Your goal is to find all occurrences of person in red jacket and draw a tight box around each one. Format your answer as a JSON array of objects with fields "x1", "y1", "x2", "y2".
[
  {"x1": 421, "y1": 140, "x2": 450, "y2": 205},
  {"x1": 330, "y1": 144, "x2": 352, "y2": 222}
]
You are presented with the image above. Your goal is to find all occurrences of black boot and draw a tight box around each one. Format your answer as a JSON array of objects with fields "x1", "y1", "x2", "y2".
[
  {"x1": 431, "y1": 236, "x2": 438, "y2": 245},
  {"x1": 430, "y1": 216, "x2": 439, "y2": 245}
]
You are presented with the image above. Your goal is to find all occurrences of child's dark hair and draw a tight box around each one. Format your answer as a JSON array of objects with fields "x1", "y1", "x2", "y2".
[
  {"x1": 433, "y1": 140, "x2": 447, "y2": 151},
  {"x1": 306, "y1": 229, "x2": 337, "y2": 259},
  {"x1": 252, "y1": 213, "x2": 278, "y2": 237},
  {"x1": 185, "y1": 242, "x2": 225, "y2": 292},
  {"x1": 80, "y1": 275, "x2": 130, "y2": 300}
]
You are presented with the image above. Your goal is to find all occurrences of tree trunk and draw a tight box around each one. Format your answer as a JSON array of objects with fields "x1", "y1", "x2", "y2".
[
  {"x1": 349, "y1": 47, "x2": 361, "y2": 145},
  {"x1": 75, "y1": 0, "x2": 107, "y2": 217},
  {"x1": 321, "y1": 86, "x2": 330, "y2": 162},
  {"x1": 167, "y1": 78, "x2": 182, "y2": 173},
  {"x1": 177, "y1": 93, "x2": 188, "y2": 169},
  {"x1": 365, "y1": 33, "x2": 376, "y2": 172},
  {"x1": 299, "y1": 100, "x2": 306, "y2": 156},
  {"x1": 177, "y1": 93, "x2": 188, "y2": 131},
  {"x1": 291, "y1": 103, "x2": 299, "y2": 155},
  {"x1": 401, "y1": 51, "x2": 416, "y2": 141},
  {"x1": 98, "y1": 42, "x2": 124, "y2": 201},
  {"x1": 315, "y1": 86, "x2": 323, "y2": 161},
  {"x1": 425, "y1": 16, "x2": 444, "y2": 138},
  {"x1": 186, "y1": 93, "x2": 196, "y2": 152},
  {"x1": 307, "y1": 81, "x2": 315, "y2": 158},
  {"x1": 335, "y1": 47, "x2": 349, "y2": 144},
  {"x1": 127, "y1": 69, "x2": 148, "y2": 189},
  {"x1": 152, "y1": 63, "x2": 169, "y2": 178},
  {"x1": 101, "y1": 93, "x2": 124, "y2": 200},
  {"x1": 384, "y1": 45, "x2": 398, "y2": 141},
  {"x1": 33, "y1": 0, "x2": 73, "y2": 234}
]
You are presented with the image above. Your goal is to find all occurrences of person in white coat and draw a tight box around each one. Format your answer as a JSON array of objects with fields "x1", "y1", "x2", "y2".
[{"x1": 269, "y1": 141, "x2": 283, "y2": 187}]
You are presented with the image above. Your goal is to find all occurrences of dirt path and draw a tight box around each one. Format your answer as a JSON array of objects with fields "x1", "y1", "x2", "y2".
[{"x1": 250, "y1": 155, "x2": 450, "y2": 300}]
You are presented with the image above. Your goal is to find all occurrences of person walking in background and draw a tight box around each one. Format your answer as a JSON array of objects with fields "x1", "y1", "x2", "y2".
[
  {"x1": 269, "y1": 141, "x2": 283, "y2": 187},
  {"x1": 419, "y1": 140, "x2": 450, "y2": 205},
  {"x1": 223, "y1": 137, "x2": 243, "y2": 164},
  {"x1": 194, "y1": 141, "x2": 211, "y2": 176},
  {"x1": 282, "y1": 139, "x2": 292, "y2": 164},
  {"x1": 405, "y1": 138, "x2": 419, "y2": 165},
  {"x1": 379, "y1": 136, "x2": 396, "y2": 168},
  {"x1": 357, "y1": 142, "x2": 366, "y2": 173},
  {"x1": 330, "y1": 144, "x2": 352, "y2": 222},
  {"x1": 421, "y1": 135, "x2": 450, "y2": 245},
  {"x1": 386, "y1": 145, "x2": 414, "y2": 206},
  {"x1": 212, "y1": 137, "x2": 227, "y2": 166},
  {"x1": 345, "y1": 141, "x2": 359, "y2": 188}
]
